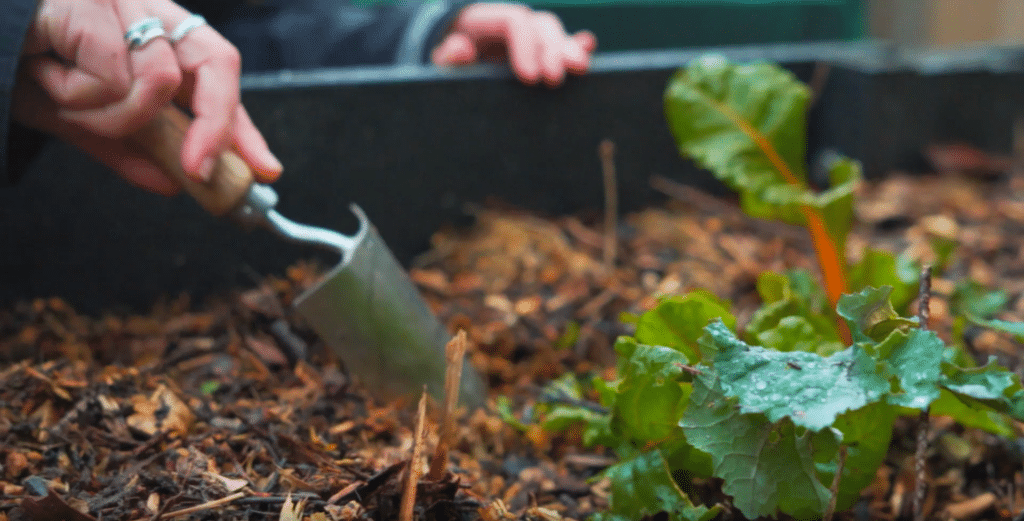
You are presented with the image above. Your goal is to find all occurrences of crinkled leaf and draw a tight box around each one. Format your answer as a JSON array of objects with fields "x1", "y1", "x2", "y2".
[
  {"x1": 940, "y1": 357, "x2": 1024, "y2": 422},
  {"x1": 702, "y1": 320, "x2": 889, "y2": 431},
  {"x1": 635, "y1": 290, "x2": 736, "y2": 363},
  {"x1": 836, "y1": 286, "x2": 917, "y2": 344},
  {"x1": 847, "y1": 250, "x2": 919, "y2": 313},
  {"x1": 886, "y1": 329, "x2": 944, "y2": 410},
  {"x1": 942, "y1": 357, "x2": 1015, "y2": 400},
  {"x1": 818, "y1": 403, "x2": 898, "y2": 512},
  {"x1": 610, "y1": 344, "x2": 691, "y2": 444},
  {"x1": 682, "y1": 371, "x2": 835, "y2": 520},
  {"x1": 591, "y1": 451, "x2": 721, "y2": 521}
]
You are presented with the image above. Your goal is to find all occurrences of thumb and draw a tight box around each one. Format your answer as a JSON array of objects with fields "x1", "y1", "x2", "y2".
[{"x1": 432, "y1": 33, "x2": 478, "y2": 66}]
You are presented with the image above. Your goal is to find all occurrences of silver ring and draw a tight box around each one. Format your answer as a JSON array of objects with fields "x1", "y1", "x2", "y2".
[
  {"x1": 170, "y1": 14, "x2": 207, "y2": 44},
  {"x1": 125, "y1": 17, "x2": 166, "y2": 50}
]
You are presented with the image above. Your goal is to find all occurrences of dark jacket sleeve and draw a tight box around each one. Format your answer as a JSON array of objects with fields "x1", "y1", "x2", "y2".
[
  {"x1": 180, "y1": 0, "x2": 473, "y2": 72},
  {"x1": 1, "y1": 0, "x2": 45, "y2": 185}
]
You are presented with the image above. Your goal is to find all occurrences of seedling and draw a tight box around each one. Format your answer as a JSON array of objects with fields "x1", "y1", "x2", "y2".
[{"x1": 518, "y1": 55, "x2": 1024, "y2": 521}]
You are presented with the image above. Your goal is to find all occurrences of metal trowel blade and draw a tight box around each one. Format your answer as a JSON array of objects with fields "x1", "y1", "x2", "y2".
[{"x1": 292, "y1": 205, "x2": 485, "y2": 406}]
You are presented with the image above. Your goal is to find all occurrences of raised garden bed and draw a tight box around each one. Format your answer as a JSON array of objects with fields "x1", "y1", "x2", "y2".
[{"x1": 2, "y1": 43, "x2": 1024, "y2": 521}]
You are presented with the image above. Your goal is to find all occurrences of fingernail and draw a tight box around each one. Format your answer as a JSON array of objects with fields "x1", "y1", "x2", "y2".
[
  {"x1": 198, "y1": 157, "x2": 215, "y2": 181},
  {"x1": 266, "y1": 151, "x2": 283, "y2": 173}
]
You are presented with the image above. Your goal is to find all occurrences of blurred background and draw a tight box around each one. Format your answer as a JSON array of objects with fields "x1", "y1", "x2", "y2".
[{"x1": 531, "y1": 0, "x2": 1024, "y2": 52}]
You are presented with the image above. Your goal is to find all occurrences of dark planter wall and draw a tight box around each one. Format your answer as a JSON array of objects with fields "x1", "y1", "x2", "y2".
[{"x1": 2, "y1": 42, "x2": 1022, "y2": 313}]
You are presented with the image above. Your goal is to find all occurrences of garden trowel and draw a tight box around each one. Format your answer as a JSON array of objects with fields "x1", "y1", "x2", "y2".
[{"x1": 131, "y1": 106, "x2": 484, "y2": 406}]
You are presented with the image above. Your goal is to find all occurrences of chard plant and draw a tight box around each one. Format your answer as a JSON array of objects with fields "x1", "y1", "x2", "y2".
[{"x1": 504, "y1": 56, "x2": 1024, "y2": 521}]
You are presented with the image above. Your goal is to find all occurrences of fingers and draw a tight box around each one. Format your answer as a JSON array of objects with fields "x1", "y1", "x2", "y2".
[
  {"x1": 25, "y1": 0, "x2": 132, "y2": 107},
  {"x1": 56, "y1": 2, "x2": 182, "y2": 137},
  {"x1": 533, "y1": 11, "x2": 569, "y2": 86},
  {"x1": 164, "y1": 10, "x2": 281, "y2": 183},
  {"x1": 231, "y1": 106, "x2": 282, "y2": 184},
  {"x1": 26, "y1": 56, "x2": 123, "y2": 110},
  {"x1": 19, "y1": 0, "x2": 280, "y2": 194},
  {"x1": 168, "y1": 10, "x2": 242, "y2": 180},
  {"x1": 431, "y1": 33, "x2": 478, "y2": 66},
  {"x1": 497, "y1": 7, "x2": 542, "y2": 85},
  {"x1": 445, "y1": 3, "x2": 596, "y2": 87},
  {"x1": 76, "y1": 137, "x2": 182, "y2": 195},
  {"x1": 12, "y1": 72, "x2": 179, "y2": 195}
]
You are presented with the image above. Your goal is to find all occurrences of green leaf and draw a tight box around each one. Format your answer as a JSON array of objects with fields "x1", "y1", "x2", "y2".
[
  {"x1": 610, "y1": 344, "x2": 691, "y2": 444},
  {"x1": 938, "y1": 357, "x2": 1024, "y2": 422},
  {"x1": 886, "y1": 329, "x2": 944, "y2": 410},
  {"x1": 818, "y1": 403, "x2": 898, "y2": 512},
  {"x1": 664, "y1": 55, "x2": 810, "y2": 195},
  {"x1": 815, "y1": 156, "x2": 860, "y2": 255},
  {"x1": 942, "y1": 357, "x2": 1016, "y2": 400},
  {"x1": 929, "y1": 389, "x2": 1013, "y2": 437},
  {"x1": 682, "y1": 371, "x2": 836, "y2": 520},
  {"x1": 746, "y1": 270, "x2": 839, "y2": 345},
  {"x1": 967, "y1": 316, "x2": 1024, "y2": 340},
  {"x1": 836, "y1": 286, "x2": 917, "y2": 343},
  {"x1": 591, "y1": 451, "x2": 721, "y2": 521},
  {"x1": 537, "y1": 374, "x2": 616, "y2": 447},
  {"x1": 663, "y1": 55, "x2": 860, "y2": 252},
  {"x1": 702, "y1": 320, "x2": 889, "y2": 431},
  {"x1": 950, "y1": 280, "x2": 1008, "y2": 319},
  {"x1": 756, "y1": 270, "x2": 790, "y2": 303},
  {"x1": 847, "y1": 250, "x2": 919, "y2": 313},
  {"x1": 494, "y1": 396, "x2": 530, "y2": 433},
  {"x1": 756, "y1": 315, "x2": 844, "y2": 356},
  {"x1": 635, "y1": 290, "x2": 736, "y2": 363},
  {"x1": 200, "y1": 380, "x2": 220, "y2": 395}
]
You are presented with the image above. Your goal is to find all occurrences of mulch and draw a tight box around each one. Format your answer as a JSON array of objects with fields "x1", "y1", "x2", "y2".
[{"x1": 1, "y1": 161, "x2": 1023, "y2": 521}]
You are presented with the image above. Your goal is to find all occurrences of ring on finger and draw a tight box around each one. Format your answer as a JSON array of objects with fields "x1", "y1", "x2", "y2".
[
  {"x1": 170, "y1": 14, "x2": 208, "y2": 44},
  {"x1": 125, "y1": 17, "x2": 166, "y2": 50}
]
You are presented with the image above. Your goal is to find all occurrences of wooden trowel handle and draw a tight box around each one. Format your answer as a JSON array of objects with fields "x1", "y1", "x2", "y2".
[{"x1": 130, "y1": 105, "x2": 254, "y2": 216}]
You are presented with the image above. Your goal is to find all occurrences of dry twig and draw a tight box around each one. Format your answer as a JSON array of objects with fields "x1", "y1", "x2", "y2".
[
  {"x1": 400, "y1": 389, "x2": 429, "y2": 521},
  {"x1": 427, "y1": 330, "x2": 468, "y2": 481},
  {"x1": 913, "y1": 265, "x2": 933, "y2": 521},
  {"x1": 599, "y1": 140, "x2": 618, "y2": 272},
  {"x1": 129, "y1": 492, "x2": 246, "y2": 521}
]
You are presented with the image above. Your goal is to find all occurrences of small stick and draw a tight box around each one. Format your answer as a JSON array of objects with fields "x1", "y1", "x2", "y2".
[
  {"x1": 131, "y1": 491, "x2": 245, "y2": 520},
  {"x1": 913, "y1": 265, "x2": 933, "y2": 521},
  {"x1": 823, "y1": 445, "x2": 848, "y2": 521},
  {"x1": 427, "y1": 330, "x2": 468, "y2": 481},
  {"x1": 400, "y1": 388, "x2": 429, "y2": 521},
  {"x1": 599, "y1": 140, "x2": 618, "y2": 272}
]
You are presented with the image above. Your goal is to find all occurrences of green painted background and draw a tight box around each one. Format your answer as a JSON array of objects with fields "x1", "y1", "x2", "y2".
[{"x1": 525, "y1": 0, "x2": 865, "y2": 51}]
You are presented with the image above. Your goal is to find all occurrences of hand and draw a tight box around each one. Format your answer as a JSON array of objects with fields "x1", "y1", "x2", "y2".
[
  {"x1": 431, "y1": 2, "x2": 597, "y2": 87},
  {"x1": 12, "y1": 0, "x2": 282, "y2": 195}
]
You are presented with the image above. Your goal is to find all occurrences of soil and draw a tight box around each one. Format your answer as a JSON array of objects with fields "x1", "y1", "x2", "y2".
[{"x1": 1, "y1": 166, "x2": 1023, "y2": 521}]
